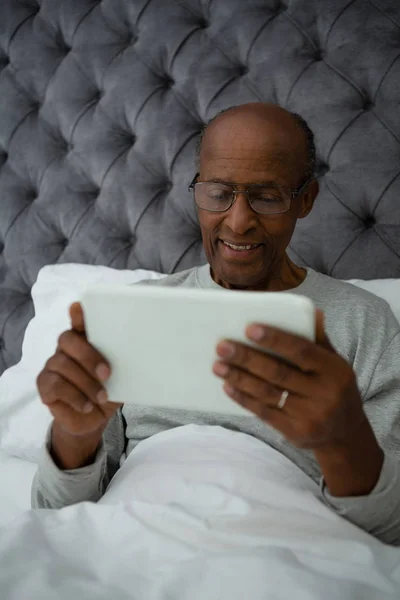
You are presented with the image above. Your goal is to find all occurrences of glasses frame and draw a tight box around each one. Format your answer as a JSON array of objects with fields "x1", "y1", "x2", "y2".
[{"x1": 188, "y1": 172, "x2": 311, "y2": 215}]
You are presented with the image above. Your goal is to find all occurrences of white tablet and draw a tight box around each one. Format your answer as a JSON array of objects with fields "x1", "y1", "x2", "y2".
[{"x1": 81, "y1": 284, "x2": 316, "y2": 418}]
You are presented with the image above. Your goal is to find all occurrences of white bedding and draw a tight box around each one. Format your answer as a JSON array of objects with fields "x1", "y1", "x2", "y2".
[
  {"x1": 0, "y1": 425, "x2": 399, "y2": 600},
  {"x1": 0, "y1": 450, "x2": 36, "y2": 527}
]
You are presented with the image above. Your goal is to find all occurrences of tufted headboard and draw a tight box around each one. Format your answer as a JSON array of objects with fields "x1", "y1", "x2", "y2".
[{"x1": 1, "y1": 0, "x2": 400, "y2": 375}]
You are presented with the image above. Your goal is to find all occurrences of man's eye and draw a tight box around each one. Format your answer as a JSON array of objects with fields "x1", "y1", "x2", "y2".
[
  {"x1": 252, "y1": 194, "x2": 281, "y2": 203},
  {"x1": 208, "y1": 190, "x2": 230, "y2": 201}
]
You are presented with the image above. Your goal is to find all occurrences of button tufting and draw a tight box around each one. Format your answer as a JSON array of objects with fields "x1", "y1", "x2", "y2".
[
  {"x1": 163, "y1": 76, "x2": 174, "y2": 88},
  {"x1": 317, "y1": 163, "x2": 329, "y2": 176},
  {"x1": 0, "y1": 338, "x2": 4, "y2": 351},
  {"x1": 364, "y1": 216, "x2": 375, "y2": 228},
  {"x1": 275, "y1": 2, "x2": 287, "y2": 14},
  {"x1": 314, "y1": 49, "x2": 326, "y2": 61},
  {"x1": 93, "y1": 89, "x2": 102, "y2": 102},
  {"x1": 59, "y1": 137, "x2": 69, "y2": 152},
  {"x1": 89, "y1": 188, "x2": 100, "y2": 199},
  {"x1": 126, "y1": 32, "x2": 138, "y2": 45},
  {"x1": 0, "y1": 242, "x2": 3, "y2": 253},
  {"x1": 238, "y1": 65, "x2": 249, "y2": 76},
  {"x1": 57, "y1": 36, "x2": 71, "y2": 54},
  {"x1": 60, "y1": 238, "x2": 68, "y2": 248},
  {"x1": 198, "y1": 18, "x2": 209, "y2": 28},
  {"x1": 126, "y1": 132, "x2": 136, "y2": 146},
  {"x1": 363, "y1": 99, "x2": 374, "y2": 111}
]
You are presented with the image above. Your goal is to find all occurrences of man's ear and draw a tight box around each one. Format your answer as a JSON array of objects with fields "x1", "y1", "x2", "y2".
[{"x1": 298, "y1": 179, "x2": 319, "y2": 219}]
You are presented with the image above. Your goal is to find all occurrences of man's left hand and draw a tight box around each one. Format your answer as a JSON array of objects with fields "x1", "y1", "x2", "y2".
[
  {"x1": 213, "y1": 309, "x2": 385, "y2": 497},
  {"x1": 213, "y1": 310, "x2": 366, "y2": 450}
]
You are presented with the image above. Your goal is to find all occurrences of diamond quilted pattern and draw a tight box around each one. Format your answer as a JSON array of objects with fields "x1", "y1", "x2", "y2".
[{"x1": 0, "y1": 0, "x2": 399, "y2": 373}]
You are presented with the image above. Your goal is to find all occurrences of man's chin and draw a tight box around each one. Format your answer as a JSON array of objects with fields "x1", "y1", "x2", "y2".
[{"x1": 212, "y1": 259, "x2": 269, "y2": 290}]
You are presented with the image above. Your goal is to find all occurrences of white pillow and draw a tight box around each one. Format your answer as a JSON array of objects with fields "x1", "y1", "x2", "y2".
[
  {"x1": 0, "y1": 265, "x2": 398, "y2": 464},
  {"x1": 0, "y1": 264, "x2": 165, "y2": 462}
]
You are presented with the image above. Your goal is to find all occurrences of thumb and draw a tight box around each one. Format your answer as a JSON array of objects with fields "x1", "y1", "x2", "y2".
[
  {"x1": 315, "y1": 309, "x2": 335, "y2": 351},
  {"x1": 69, "y1": 302, "x2": 86, "y2": 334}
]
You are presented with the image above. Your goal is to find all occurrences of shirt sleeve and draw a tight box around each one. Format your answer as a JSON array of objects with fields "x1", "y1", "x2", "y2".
[
  {"x1": 31, "y1": 425, "x2": 108, "y2": 509},
  {"x1": 31, "y1": 409, "x2": 126, "y2": 509},
  {"x1": 320, "y1": 331, "x2": 400, "y2": 546},
  {"x1": 320, "y1": 452, "x2": 400, "y2": 546}
]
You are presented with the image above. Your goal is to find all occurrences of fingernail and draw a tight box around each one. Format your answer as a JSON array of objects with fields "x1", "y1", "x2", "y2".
[
  {"x1": 96, "y1": 363, "x2": 110, "y2": 381},
  {"x1": 213, "y1": 362, "x2": 229, "y2": 377},
  {"x1": 97, "y1": 390, "x2": 108, "y2": 405},
  {"x1": 83, "y1": 402, "x2": 93, "y2": 413},
  {"x1": 247, "y1": 325, "x2": 265, "y2": 341},
  {"x1": 217, "y1": 342, "x2": 235, "y2": 358},
  {"x1": 224, "y1": 382, "x2": 236, "y2": 396}
]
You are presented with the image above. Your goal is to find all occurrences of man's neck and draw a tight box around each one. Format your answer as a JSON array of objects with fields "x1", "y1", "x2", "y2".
[
  {"x1": 265, "y1": 257, "x2": 307, "y2": 292},
  {"x1": 211, "y1": 256, "x2": 307, "y2": 292}
]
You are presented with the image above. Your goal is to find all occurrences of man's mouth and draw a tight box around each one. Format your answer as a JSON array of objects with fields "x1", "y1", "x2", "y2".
[
  {"x1": 222, "y1": 240, "x2": 262, "y2": 251},
  {"x1": 219, "y1": 239, "x2": 263, "y2": 259}
]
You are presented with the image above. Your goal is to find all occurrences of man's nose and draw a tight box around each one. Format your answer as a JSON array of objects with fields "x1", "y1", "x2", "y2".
[{"x1": 223, "y1": 192, "x2": 258, "y2": 234}]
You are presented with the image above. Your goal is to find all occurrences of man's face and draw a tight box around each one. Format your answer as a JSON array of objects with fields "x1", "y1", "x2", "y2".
[{"x1": 197, "y1": 106, "x2": 317, "y2": 290}]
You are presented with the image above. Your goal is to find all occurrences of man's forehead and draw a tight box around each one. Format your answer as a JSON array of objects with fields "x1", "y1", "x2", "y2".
[
  {"x1": 201, "y1": 143, "x2": 290, "y2": 165},
  {"x1": 200, "y1": 134, "x2": 294, "y2": 174},
  {"x1": 200, "y1": 108, "x2": 306, "y2": 177}
]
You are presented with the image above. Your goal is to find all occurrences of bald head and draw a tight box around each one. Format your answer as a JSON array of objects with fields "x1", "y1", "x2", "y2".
[
  {"x1": 193, "y1": 102, "x2": 319, "y2": 292},
  {"x1": 198, "y1": 103, "x2": 315, "y2": 185}
]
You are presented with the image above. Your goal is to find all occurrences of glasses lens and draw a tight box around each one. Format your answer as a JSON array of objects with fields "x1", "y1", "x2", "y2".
[
  {"x1": 192, "y1": 182, "x2": 292, "y2": 214},
  {"x1": 249, "y1": 186, "x2": 291, "y2": 214},
  {"x1": 194, "y1": 183, "x2": 233, "y2": 211}
]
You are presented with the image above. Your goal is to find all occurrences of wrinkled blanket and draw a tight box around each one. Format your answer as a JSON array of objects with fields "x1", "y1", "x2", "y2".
[{"x1": 1, "y1": 425, "x2": 399, "y2": 600}]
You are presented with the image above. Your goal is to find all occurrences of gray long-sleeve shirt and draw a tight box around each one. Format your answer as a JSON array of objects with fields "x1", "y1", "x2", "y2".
[{"x1": 32, "y1": 265, "x2": 400, "y2": 545}]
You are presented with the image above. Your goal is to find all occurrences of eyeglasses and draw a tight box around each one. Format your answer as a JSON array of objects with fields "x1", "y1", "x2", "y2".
[{"x1": 188, "y1": 173, "x2": 311, "y2": 215}]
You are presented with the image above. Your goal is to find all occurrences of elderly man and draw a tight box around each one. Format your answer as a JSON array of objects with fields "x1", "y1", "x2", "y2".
[{"x1": 32, "y1": 103, "x2": 400, "y2": 546}]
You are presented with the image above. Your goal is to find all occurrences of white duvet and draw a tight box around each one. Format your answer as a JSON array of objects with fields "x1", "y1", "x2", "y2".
[{"x1": 0, "y1": 425, "x2": 399, "y2": 600}]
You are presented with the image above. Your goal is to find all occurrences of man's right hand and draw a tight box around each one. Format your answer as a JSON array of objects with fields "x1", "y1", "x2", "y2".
[{"x1": 36, "y1": 302, "x2": 122, "y2": 469}]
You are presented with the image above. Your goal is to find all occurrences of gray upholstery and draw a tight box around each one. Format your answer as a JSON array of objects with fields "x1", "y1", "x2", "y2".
[{"x1": 1, "y1": 0, "x2": 400, "y2": 374}]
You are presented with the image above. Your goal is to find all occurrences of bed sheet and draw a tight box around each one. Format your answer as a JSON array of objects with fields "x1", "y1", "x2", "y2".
[
  {"x1": 0, "y1": 450, "x2": 36, "y2": 526},
  {"x1": 0, "y1": 425, "x2": 399, "y2": 600}
]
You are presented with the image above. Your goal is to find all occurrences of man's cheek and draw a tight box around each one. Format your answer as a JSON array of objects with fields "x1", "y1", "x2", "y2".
[
  {"x1": 198, "y1": 225, "x2": 213, "y2": 260},
  {"x1": 199, "y1": 219, "x2": 221, "y2": 248}
]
